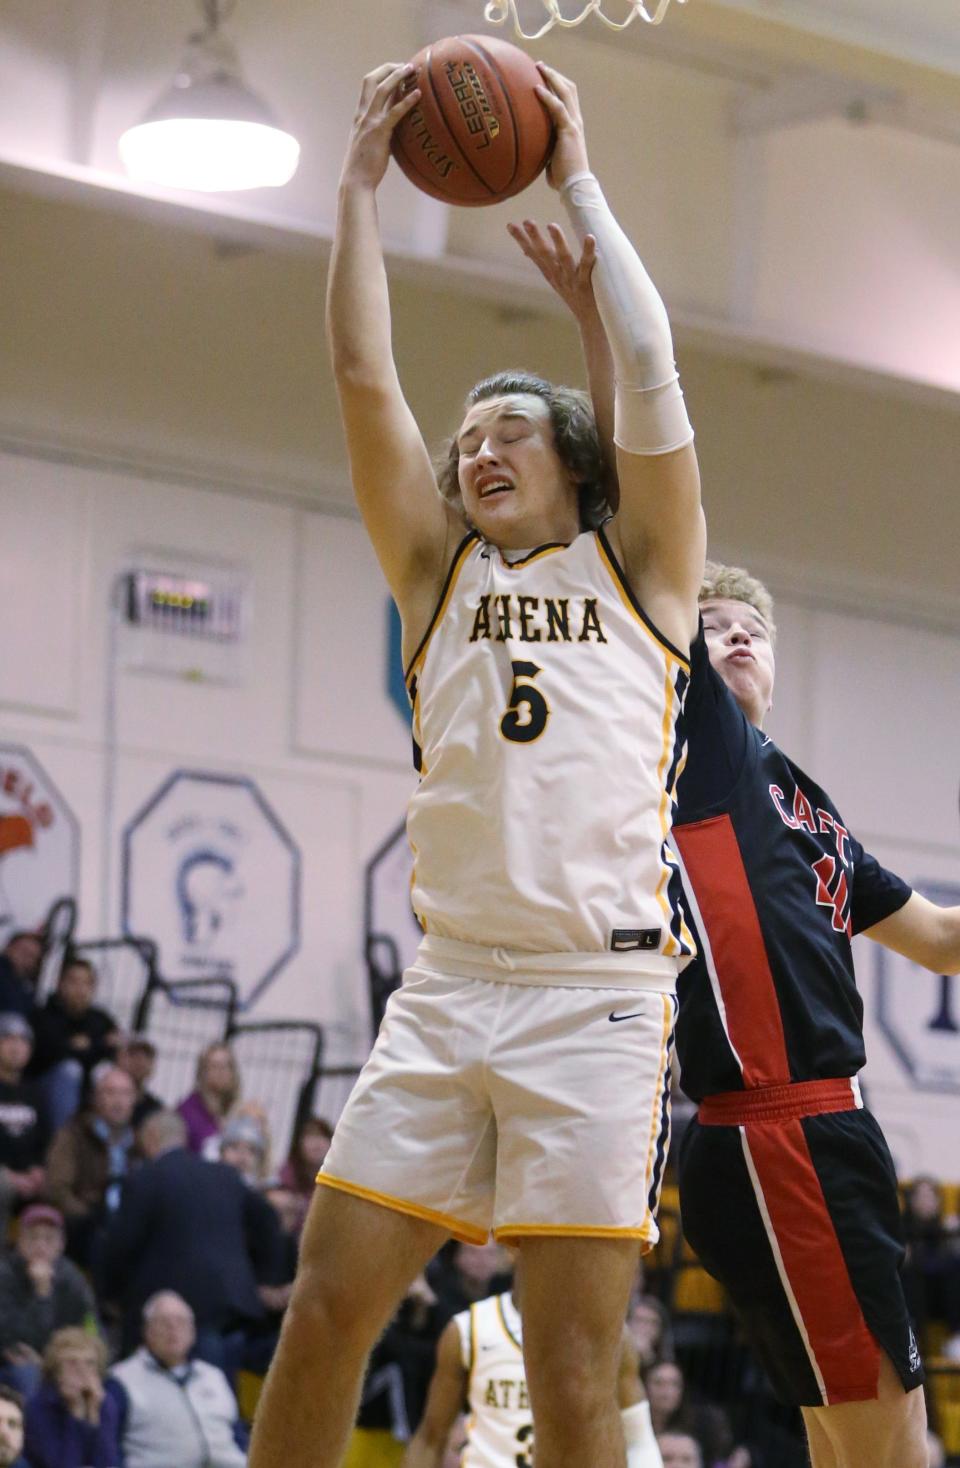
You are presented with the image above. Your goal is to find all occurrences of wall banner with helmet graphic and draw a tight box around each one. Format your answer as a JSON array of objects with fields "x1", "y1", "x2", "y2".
[
  {"x1": 0, "y1": 744, "x2": 79, "y2": 944},
  {"x1": 121, "y1": 770, "x2": 301, "y2": 1009}
]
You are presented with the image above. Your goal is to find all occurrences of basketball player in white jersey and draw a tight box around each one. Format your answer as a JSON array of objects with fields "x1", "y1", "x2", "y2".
[
  {"x1": 249, "y1": 62, "x2": 705, "y2": 1468},
  {"x1": 403, "y1": 1261, "x2": 663, "y2": 1468}
]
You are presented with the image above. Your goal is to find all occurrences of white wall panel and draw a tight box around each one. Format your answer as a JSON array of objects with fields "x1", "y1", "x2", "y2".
[
  {"x1": 755, "y1": 120, "x2": 960, "y2": 391},
  {"x1": 0, "y1": 453, "x2": 88, "y2": 717},
  {"x1": 806, "y1": 608, "x2": 960, "y2": 848},
  {"x1": 293, "y1": 511, "x2": 411, "y2": 767}
]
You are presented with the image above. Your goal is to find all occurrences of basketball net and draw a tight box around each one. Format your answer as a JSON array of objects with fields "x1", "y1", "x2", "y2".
[{"x1": 483, "y1": 0, "x2": 684, "y2": 40}]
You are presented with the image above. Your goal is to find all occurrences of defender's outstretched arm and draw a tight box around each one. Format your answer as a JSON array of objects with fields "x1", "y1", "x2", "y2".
[
  {"x1": 865, "y1": 892, "x2": 960, "y2": 975},
  {"x1": 536, "y1": 65, "x2": 705, "y2": 652}
]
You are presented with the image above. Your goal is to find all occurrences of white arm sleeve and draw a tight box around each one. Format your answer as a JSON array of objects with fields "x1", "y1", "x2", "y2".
[
  {"x1": 560, "y1": 170, "x2": 693, "y2": 457},
  {"x1": 622, "y1": 1401, "x2": 664, "y2": 1468}
]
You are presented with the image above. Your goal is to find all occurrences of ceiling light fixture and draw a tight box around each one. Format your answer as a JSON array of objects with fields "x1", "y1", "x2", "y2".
[{"x1": 119, "y1": 0, "x2": 300, "y2": 192}]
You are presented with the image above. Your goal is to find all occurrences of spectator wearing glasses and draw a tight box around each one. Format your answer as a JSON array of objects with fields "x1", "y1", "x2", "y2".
[
  {"x1": 111, "y1": 1291, "x2": 247, "y2": 1468},
  {"x1": 45, "y1": 1063, "x2": 137, "y2": 1268}
]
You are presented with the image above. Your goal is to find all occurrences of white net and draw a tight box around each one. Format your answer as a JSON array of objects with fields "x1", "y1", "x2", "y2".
[{"x1": 484, "y1": 0, "x2": 684, "y2": 39}]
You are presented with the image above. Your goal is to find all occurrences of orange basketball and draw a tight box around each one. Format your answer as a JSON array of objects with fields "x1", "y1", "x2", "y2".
[{"x1": 391, "y1": 35, "x2": 554, "y2": 207}]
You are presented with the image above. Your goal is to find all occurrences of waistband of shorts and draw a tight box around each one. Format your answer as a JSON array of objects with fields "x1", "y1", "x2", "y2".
[
  {"x1": 415, "y1": 934, "x2": 679, "y2": 991},
  {"x1": 697, "y1": 1076, "x2": 863, "y2": 1126}
]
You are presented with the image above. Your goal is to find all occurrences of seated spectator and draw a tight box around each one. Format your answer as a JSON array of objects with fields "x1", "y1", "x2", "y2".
[
  {"x1": 23, "y1": 1326, "x2": 124, "y2": 1468},
  {"x1": 356, "y1": 1272, "x2": 445, "y2": 1449},
  {"x1": 103, "y1": 1109, "x2": 282, "y2": 1364},
  {"x1": 627, "y1": 1292, "x2": 676, "y2": 1371},
  {"x1": 0, "y1": 936, "x2": 42, "y2": 1022},
  {"x1": 0, "y1": 1013, "x2": 47, "y2": 1238},
  {"x1": 0, "y1": 1204, "x2": 97, "y2": 1399},
  {"x1": 220, "y1": 1116, "x2": 270, "y2": 1189},
  {"x1": 111, "y1": 1290, "x2": 246, "y2": 1467},
  {"x1": 901, "y1": 1176, "x2": 960, "y2": 1346},
  {"x1": 115, "y1": 1036, "x2": 163, "y2": 1131},
  {"x1": 0, "y1": 1384, "x2": 29, "y2": 1468},
  {"x1": 177, "y1": 1043, "x2": 240, "y2": 1155},
  {"x1": 658, "y1": 1432, "x2": 703, "y2": 1468},
  {"x1": 645, "y1": 1361, "x2": 732, "y2": 1468},
  {"x1": 45, "y1": 1063, "x2": 137, "y2": 1267},
  {"x1": 30, "y1": 958, "x2": 120, "y2": 1132},
  {"x1": 262, "y1": 1184, "x2": 302, "y2": 1281},
  {"x1": 427, "y1": 1241, "x2": 512, "y2": 1321},
  {"x1": 278, "y1": 1115, "x2": 333, "y2": 1208}
]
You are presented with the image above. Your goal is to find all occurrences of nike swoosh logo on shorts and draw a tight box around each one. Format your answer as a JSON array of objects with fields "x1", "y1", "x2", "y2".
[{"x1": 608, "y1": 1010, "x2": 645, "y2": 1022}]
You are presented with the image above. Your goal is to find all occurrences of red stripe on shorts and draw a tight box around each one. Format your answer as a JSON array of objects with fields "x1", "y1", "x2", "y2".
[
  {"x1": 744, "y1": 1119, "x2": 880, "y2": 1404},
  {"x1": 674, "y1": 815, "x2": 790, "y2": 1086}
]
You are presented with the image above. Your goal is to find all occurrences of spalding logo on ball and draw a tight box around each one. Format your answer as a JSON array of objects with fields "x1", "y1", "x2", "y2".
[{"x1": 391, "y1": 35, "x2": 555, "y2": 206}]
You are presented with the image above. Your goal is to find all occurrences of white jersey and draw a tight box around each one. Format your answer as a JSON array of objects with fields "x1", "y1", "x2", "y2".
[
  {"x1": 454, "y1": 1292, "x2": 532, "y2": 1468},
  {"x1": 406, "y1": 527, "x2": 694, "y2": 961}
]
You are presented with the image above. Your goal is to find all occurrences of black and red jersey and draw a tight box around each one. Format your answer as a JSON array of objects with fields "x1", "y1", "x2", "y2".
[{"x1": 672, "y1": 628, "x2": 911, "y2": 1102}]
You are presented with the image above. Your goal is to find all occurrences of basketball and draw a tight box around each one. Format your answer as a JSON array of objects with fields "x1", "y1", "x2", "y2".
[{"x1": 391, "y1": 35, "x2": 554, "y2": 207}]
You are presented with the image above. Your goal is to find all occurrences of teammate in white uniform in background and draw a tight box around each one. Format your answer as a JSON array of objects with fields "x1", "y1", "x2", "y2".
[
  {"x1": 249, "y1": 62, "x2": 705, "y2": 1468},
  {"x1": 403, "y1": 1263, "x2": 662, "y2": 1468}
]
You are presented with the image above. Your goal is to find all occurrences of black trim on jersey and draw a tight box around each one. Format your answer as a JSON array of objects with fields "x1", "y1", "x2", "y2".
[
  {"x1": 596, "y1": 524, "x2": 691, "y2": 667},
  {"x1": 495, "y1": 541, "x2": 569, "y2": 567},
  {"x1": 403, "y1": 531, "x2": 479, "y2": 687}
]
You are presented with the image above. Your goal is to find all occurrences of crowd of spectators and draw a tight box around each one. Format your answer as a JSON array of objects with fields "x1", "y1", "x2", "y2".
[
  {"x1": 0, "y1": 929, "x2": 316, "y2": 1467},
  {"x1": 0, "y1": 928, "x2": 957, "y2": 1467}
]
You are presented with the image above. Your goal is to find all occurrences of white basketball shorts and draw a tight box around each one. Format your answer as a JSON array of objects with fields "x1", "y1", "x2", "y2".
[{"x1": 318, "y1": 935, "x2": 677, "y2": 1247}]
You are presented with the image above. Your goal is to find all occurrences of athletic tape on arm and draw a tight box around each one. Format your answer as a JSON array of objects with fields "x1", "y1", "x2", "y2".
[
  {"x1": 621, "y1": 1401, "x2": 664, "y2": 1468},
  {"x1": 560, "y1": 171, "x2": 693, "y2": 456}
]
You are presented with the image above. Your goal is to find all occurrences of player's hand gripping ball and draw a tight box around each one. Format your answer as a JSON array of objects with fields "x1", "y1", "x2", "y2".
[{"x1": 390, "y1": 35, "x2": 555, "y2": 206}]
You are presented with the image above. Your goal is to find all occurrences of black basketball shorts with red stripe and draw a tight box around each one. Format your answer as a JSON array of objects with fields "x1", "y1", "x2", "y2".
[{"x1": 678, "y1": 1106, "x2": 925, "y2": 1407}]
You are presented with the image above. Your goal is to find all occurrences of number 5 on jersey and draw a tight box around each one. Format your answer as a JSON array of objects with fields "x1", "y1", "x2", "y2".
[{"x1": 500, "y1": 660, "x2": 550, "y2": 744}]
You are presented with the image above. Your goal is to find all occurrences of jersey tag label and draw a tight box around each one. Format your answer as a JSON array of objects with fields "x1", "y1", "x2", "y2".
[{"x1": 611, "y1": 928, "x2": 661, "y2": 952}]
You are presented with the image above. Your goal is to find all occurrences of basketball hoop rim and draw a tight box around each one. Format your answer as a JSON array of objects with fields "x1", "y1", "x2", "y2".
[{"x1": 483, "y1": 0, "x2": 685, "y2": 43}]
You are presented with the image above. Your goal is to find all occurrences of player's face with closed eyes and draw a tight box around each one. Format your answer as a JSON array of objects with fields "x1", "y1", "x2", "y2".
[
  {"x1": 701, "y1": 598, "x2": 775, "y2": 729},
  {"x1": 456, "y1": 394, "x2": 580, "y2": 549}
]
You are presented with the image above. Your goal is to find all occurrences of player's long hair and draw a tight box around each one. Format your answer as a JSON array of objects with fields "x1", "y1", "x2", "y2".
[{"x1": 436, "y1": 370, "x2": 610, "y2": 531}]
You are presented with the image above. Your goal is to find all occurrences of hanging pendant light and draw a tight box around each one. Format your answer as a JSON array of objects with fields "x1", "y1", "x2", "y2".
[{"x1": 119, "y1": 0, "x2": 300, "y2": 192}]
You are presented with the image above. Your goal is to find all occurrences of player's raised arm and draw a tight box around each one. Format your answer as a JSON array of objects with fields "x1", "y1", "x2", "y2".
[
  {"x1": 507, "y1": 220, "x2": 618, "y2": 505},
  {"x1": 536, "y1": 64, "x2": 705, "y2": 653},
  {"x1": 326, "y1": 64, "x2": 464, "y2": 624},
  {"x1": 864, "y1": 891, "x2": 960, "y2": 975}
]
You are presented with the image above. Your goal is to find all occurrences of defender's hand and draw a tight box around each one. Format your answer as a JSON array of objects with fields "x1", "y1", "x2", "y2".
[
  {"x1": 341, "y1": 63, "x2": 422, "y2": 191},
  {"x1": 534, "y1": 63, "x2": 589, "y2": 190},
  {"x1": 507, "y1": 220, "x2": 598, "y2": 326}
]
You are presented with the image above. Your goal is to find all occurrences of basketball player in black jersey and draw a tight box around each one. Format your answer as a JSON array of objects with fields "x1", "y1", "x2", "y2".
[{"x1": 512, "y1": 223, "x2": 960, "y2": 1468}]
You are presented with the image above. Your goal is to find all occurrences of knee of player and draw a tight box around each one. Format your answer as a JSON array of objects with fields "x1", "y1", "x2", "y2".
[
  {"x1": 282, "y1": 1259, "x2": 367, "y2": 1345},
  {"x1": 527, "y1": 1341, "x2": 613, "y2": 1421}
]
